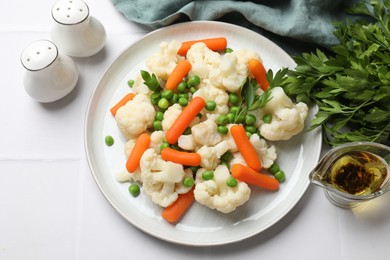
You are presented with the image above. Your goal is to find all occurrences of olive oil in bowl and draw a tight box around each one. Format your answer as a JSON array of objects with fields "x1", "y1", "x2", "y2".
[
  {"x1": 309, "y1": 142, "x2": 390, "y2": 208},
  {"x1": 323, "y1": 151, "x2": 388, "y2": 196}
]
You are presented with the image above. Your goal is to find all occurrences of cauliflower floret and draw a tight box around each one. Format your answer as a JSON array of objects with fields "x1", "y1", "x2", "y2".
[
  {"x1": 139, "y1": 149, "x2": 187, "y2": 207},
  {"x1": 197, "y1": 145, "x2": 220, "y2": 169},
  {"x1": 221, "y1": 124, "x2": 238, "y2": 153},
  {"x1": 145, "y1": 40, "x2": 182, "y2": 80},
  {"x1": 259, "y1": 87, "x2": 308, "y2": 141},
  {"x1": 150, "y1": 131, "x2": 165, "y2": 153},
  {"x1": 230, "y1": 152, "x2": 247, "y2": 169},
  {"x1": 162, "y1": 104, "x2": 182, "y2": 131},
  {"x1": 249, "y1": 134, "x2": 277, "y2": 169},
  {"x1": 191, "y1": 118, "x2": 222, "y2": 146},
  {"x1": 178, "y1": 134, "x2": 196, "y2": 151},
  {"x1": 234, "y1": 49, "x2": 261, "y2": 65},
  {"x1": 115, "y1": 94, "x2": 156, "y2": 139},
  {"x1": 115, "y1": 169, "x2": 142, "y2": 183},
  {"x1": 186, "y1": 42, "x2": 221, "y2": 79},
  {"x1": 194, "y1": 165, "x2": 251, "y2": 213},
  {"x1": 209, "y1": 52, "x2": 247, "y2": 92},
  {"x1": 192, "y1": 85, "x2": 229, "y2": 115},
  {"x1": 124, "y1": 138, "x2": 136, "y2": 158}
]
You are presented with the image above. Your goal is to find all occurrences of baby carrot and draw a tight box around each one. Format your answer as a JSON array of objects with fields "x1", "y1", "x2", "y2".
[
  {"x1": 162, "y1": 187, "x2": 195, "y2": 223},
  {"x1": 161, "y1": 148, "x2": 201, "y2": 166},
  {"x1": 110, "y1": 93, "x2": 136, "y2": 116},
  {"x1": 177, "y1": 37, "x2": 228, "y2": 56},
  {"x1": 248, "y1": 59, "x2": 269, "y2": 91},
  {"x1": 231, "y1": 164, "x2": 279, "y2": 191},
  {"x1": 230, "y1": 124, "x2": 262, "y2": 171},
  {"x1": 126, "y1": 133, "x2": 151, "y2": 173},
  {"x1": 165, "y1": 96, "x2": 206, "y2": 144},
  {"x1": 165, "y1": 60, "x2": 192, "y2": 90}
]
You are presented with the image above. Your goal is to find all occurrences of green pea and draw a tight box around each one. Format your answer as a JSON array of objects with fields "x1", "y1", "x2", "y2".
[
  {"x1": 183, "y1": 177, "x2": 194, "y2": 187},
  {"x1": 172, "y1": 93, "x2": 179, "y2": 103},
  {"x1": 225, "y1": 47, "x2": 233, "y2": 53},
  {"x1": 274, "y1": 170, "x2": 286, "y2": 182},
  {"x1": 161, "y1": 89, "x2": 174, "y2": 100},
  {"x1": 221, "y1": 151, "x2": 232, "y2": 162},
  {"x1": 178, "y1": 93, "x2": 189, "y2": 99},
  {"x1": 178, "y1": 97, "x2": 188, "y2": 107},
  {"x1": 158, "y1": 98, "x2": 170, "y2": 110},
  {"x1": 155, "y1": 111, "x2": 164, "y2": 121},
  {"x1": 227, "y1": 113, "x2": 235, "y2": 123},
  {"x1": 245, "y1": 114, "x2": 256, "y2": 125},
  {"x1": 177, "y1": 81, "x2": 187, "y2": 93},
  {"x1": 127, "y1": 79, "x2": 135, "y2": 87},
  {"x1": 246, "y1": 132, "x2": 252, "y2": 138},
  {"x1": 229, "y1": 93, "x2": 239, "y2": 105},
  {"x1": 153, "y1": 120, "x2": 163, "y2": 131},
  {"x1": 160, "y1": 142, "x2": 170, "y2": 151},
  {"x1": 217, "y1": 125, "x2": 229, "y2": 135},
  {"x1": 128, "y1": 184, "x2": 140, "y2": 197},
  {"x1": 217, "y1": 115, "x2": 229, "y2": 125},
  {"x1": 230, "y1": 106, "x2": 240, "y2": 115},
  {"x1": 202, "y1": 170, "x2": 214, "y2": 181},
  {"x1": 105, "y1": 135, "x2": 114, "y2": 146},
  {"x1": 187, "y1": 75, "x2": 201, "y2": 87},
  {"x1": 245, "y1": 125, "x2": 257, "y2": 134},
  {"x1": 205, "y1": 100, "x2": 217, "y2": 111},
  {"x1": 263, "y1": 114, "x2": 272, "y2": 123},
  {"x1": 189, "y1": 87, "x2": 197, "y2": 94},
  {"x1": 269, "y1": 162, "x2": 280, "y2": 174},
  {"x1": 226, "y1": 176, "x2": 238, "y2": 187},
  {"x1": 150, "y1": 92, "x2": 161, "y2": 105}
]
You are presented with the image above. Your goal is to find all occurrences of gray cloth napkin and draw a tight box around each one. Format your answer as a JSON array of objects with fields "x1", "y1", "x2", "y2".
[{"x1": 111, "y1": 0, "x2": 357, "y2": 54}]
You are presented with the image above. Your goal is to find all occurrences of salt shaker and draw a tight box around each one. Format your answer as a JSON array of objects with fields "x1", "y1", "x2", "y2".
[
  {"x1": 21, "y1": 40, "x2": 79, "y2": 103},
  {"x1": 51, "y1": 0, "x2": 106, "y2": 57}
]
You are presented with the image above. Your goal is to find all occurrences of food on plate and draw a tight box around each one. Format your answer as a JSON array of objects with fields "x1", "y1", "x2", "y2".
[{"x1": 110, "y1": 37, "x2": 308, "y2": 223}]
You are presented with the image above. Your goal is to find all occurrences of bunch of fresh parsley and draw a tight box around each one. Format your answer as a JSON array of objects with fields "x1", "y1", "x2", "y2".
[{"x1": 279, "y1": 0, "x2": 390, "y2": 146}]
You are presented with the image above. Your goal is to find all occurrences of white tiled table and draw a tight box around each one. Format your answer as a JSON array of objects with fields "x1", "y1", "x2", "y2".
[{"x1": 1, "y1": 1, "x2": 390, "y2": 259}]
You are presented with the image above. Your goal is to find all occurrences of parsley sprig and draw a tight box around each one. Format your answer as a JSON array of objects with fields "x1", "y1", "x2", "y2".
[
  {"x1": 279, "y1": 0, "x2": 390, "y2": 146},
  {"x1": 234, "y1": 69, "x2": 287, "y2": 123}
]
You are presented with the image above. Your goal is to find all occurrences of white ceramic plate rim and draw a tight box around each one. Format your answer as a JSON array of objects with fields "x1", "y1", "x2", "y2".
[{"x1": 84, "y1": 21, "x2": 322, "y2": 246}]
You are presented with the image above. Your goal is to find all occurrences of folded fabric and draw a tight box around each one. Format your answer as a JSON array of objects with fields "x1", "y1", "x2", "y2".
[{"x1": 111, "y1": 0, "x2": 357, "y2": 54}]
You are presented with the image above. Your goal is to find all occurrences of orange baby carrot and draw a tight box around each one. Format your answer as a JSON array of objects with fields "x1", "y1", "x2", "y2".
[
  {"x1": 230, "y1": 124, "x2": 262, "y2": 171},
  {"x1": 161, "y1": 148, "x2": 201, "y2": 166},
  {"x1": 162, "y1": 187, "x2": 195, "y2": 223},
  {"x1": 165, "y1": 96, "x2": 206, "y2": 144},
  {"x1": 126, "y1": 133, "x2": 151, "y2": 173},
  {"x1": 177, "y1": 37, "x2": 228, "y2": 56},
  {"x1": 165, "y1": 60, "x2": 192, "y2": 90},
  {"x1": 248, "y1": 59, "x2": 269, "y2": 91},
  {"x1": 232, "y1": 164, "x2": 279, "y2": 191},
  {"x1": 110, "y1": 93, "x2": 136, "y2": 116}
]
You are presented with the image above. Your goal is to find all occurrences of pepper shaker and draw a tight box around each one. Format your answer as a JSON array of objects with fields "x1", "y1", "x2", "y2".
[
  {"x1": 20, "y1": 40, "x2": 79, "y2": 103},
  {"x1": 51, "y1": 0, "x2": 106, "y2": 57}
]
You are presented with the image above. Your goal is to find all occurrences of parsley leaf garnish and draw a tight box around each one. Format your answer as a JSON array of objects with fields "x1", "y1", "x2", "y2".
[
  {"x1": 140, "y1": 70, "x2": 160, "y2": 91},
  {"x1": 278, "y1": 0, "x2": 390, "y2": 146}
]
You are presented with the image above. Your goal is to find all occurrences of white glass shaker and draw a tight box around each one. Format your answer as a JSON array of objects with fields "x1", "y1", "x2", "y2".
[
  {"x1": 51, "y1": 0, "x2": 106, "y2": 58},
  {"x1": 21, "y1": 40, "x2": 79, "y2": 103}
]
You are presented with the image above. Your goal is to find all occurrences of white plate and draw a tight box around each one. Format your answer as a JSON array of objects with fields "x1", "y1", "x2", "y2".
[{"x1": 84, "y1": 21, "x2": 322, "y2": 246}]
